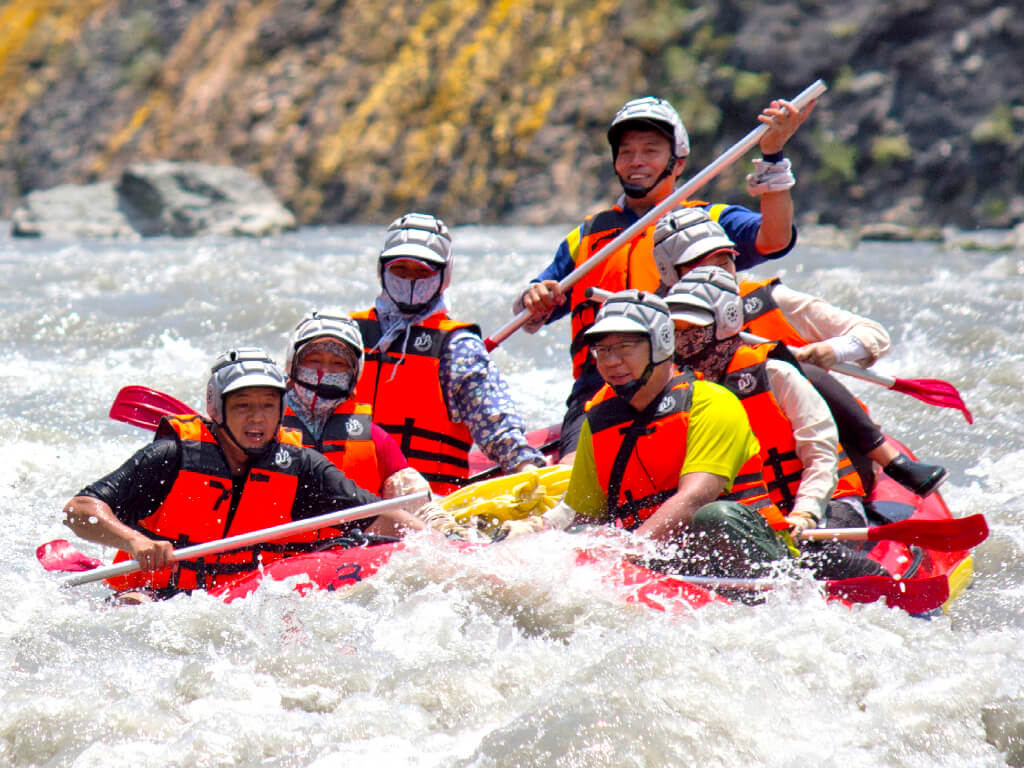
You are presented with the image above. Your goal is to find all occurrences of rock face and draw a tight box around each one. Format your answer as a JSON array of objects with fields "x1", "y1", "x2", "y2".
[
  {"x1": 11, "y1": 162, "x2": 296, "y2": 239},
  {"x1": 0, "y1": 1, "x2": 1020, "y2": 233}
]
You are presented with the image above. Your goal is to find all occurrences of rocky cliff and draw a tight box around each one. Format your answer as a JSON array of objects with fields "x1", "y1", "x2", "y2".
[{"x1": 1, "y1": 0, "x2": 1021, "y2": 233}]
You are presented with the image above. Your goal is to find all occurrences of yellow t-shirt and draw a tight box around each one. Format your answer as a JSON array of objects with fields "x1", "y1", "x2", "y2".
[{"x1": 565, "y1": 379, "x2": 760, "y2": 519}]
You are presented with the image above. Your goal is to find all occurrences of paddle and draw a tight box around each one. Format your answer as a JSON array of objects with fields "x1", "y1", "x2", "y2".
[
  {"x1": 738, "y1": 332, "x2": 973, "y2": 423},
  {"x1": 665, "y1": 573, "x2": 950, "y2": 613},
  {"x1": 801, "y1": 514, "x2": 987, "y2": 551},
  {"x1": 108, "y1": 385, "x2": 198, "y2": 429},
  {"x1": 36, "y1": 539, "x2": 103, "y2": 572},
  {"x1": 483, "y1": 79, "x2": 829, "y2": 352},
  {"x1": 59, "y1": 490, "x2": 429, "y2": 587}
]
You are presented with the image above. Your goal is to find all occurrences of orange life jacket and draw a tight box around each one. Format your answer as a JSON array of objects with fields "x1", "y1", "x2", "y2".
[
  {"x1": 721, "y1": 343, "x2": 865, "y2": 512},
  {"x1": 585, "y1": 372, "x2": 695, "y2": 530},
  {"x1": 567, "y1": 200, "x2": 712, "y2": 380},
  {"x1": 282, "y1": 401, "x2": 383, "y2": 494},
  {"x1": 105, "y1": 415, "x2": 327, "y2": 593},
  {"x1": 739, "y1": 277, "x2": 812, "y2": 347},
  {"x1": 351, "y1": 308, "x2": 479, "y2": 495}
]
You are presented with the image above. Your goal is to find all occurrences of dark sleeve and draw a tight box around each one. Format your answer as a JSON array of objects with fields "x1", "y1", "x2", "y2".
[
  {"x1": 76, "y1": 440, "x2": 182, "y2": 526},
  {"x1": 291, "y1": 448, "x2": 381, "y2": 521}
]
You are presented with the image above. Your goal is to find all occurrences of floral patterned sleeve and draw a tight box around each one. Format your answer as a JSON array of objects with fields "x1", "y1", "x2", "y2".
[{"x1": 439, "y1": 332, "x2": 546, "y2": 474}]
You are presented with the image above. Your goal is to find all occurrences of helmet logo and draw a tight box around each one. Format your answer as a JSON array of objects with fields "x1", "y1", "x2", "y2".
[
  {"x1": 735, "y1": 372, "x2": 758, "y2": 395},
  {"x1": 345, "y1": 417, "x2": 364, "y2": 437},
  {"x1": 413, "y1": 332, "x2": 432, "y2": 351},
  {"x1": 274, "y1": 447, "x2": 293, "y2": 468},
  {"x1": 657, "y1": 325, "x2": 673, "y2": 350},
  {"x1": 743, "y1": 296, "x2": 762, "y2": 316},
  {"x1": 657, "y1": 394, "x2": 676, "y2": 414},
  {"x1": 724, "y1": 303, "x2": 743, "y2": 328}
]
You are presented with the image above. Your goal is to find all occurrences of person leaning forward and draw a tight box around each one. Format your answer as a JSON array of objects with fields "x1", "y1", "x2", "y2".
[
  {"x1": 62, "y1": 347, "x2": 426, "y2": 603},
  {"x1": 351, "y1": 213, "x2": 545, "y2": 496},
  {"x1": 499, "y1": 290, "x2": 790, "y2": 581},
  {"x1": 514, "y1": 94, "x2": 814, "y2": 463}
]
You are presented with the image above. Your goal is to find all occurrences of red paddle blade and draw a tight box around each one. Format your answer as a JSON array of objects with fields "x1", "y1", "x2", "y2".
[
  {"x1": 108, "y1": 385, "x2": 197, "y2": 431},
  {"x1": 867, "y1": 514, "x2": 988, "y2": 551},
  {"x1": 890, "y1": 377, "x2": 973, "y2": 424},
  {"x1": 36, "y1": 539, "x2": 103, "y2": 572},
  {"x1": 825, "y1": 574, "x2": 949, "y2": 613}
]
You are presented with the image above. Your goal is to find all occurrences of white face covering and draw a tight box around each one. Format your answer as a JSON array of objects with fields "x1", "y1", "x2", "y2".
[{"x1": 382, "y1": 270, "x2": 443, "y2": 312}]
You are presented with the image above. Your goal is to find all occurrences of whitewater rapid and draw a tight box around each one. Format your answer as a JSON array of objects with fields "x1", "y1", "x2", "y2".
[{"x1": 1, "y1": 225, "x2": 1022, "y2": 767}]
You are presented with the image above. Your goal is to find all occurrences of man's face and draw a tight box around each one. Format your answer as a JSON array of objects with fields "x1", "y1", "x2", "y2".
[
  {"x1": 591, "y1": 332, "x2": 651, "y2": 387},
  {"x1": 614, "y1": 129, "x2": 682, "y2": 192},
  {"x1": 223, "y1": 387, "x2": 282, "y2": 451}
]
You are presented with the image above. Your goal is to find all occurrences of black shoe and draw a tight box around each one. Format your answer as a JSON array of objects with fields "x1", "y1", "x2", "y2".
[{"x1": 883, "y1": 453, "x2": 948, "y2": 497}]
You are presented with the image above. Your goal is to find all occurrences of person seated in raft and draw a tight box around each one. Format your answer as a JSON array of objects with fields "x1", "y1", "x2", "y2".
[
  {"x1": 62, "y1": 347, "x2": 429, "y2": 603},
  {"x1": 282, "y1": 310, "x2": 474, "y2": 538},
  {"x1": 497, "y1": 290, "x2": 793, "y2": 581},
  {"x1": 663, "y1": 267, "x2": 889, "y2": 579},
  {"x1": 651, "y1": 206, "x2": 946, "y2": 497},
  {"x1": 350, "y1": 212, "x2": 546, "y2": 496},
  {"x1": 513, "y1": 93, "x2": 813, "y2": 464}
]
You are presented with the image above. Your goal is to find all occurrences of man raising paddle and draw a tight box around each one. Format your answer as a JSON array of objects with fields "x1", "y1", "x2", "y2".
[
  {"x1": 514, "y1": 95, "x2": 813, "y2": 463},
  {"x1": 63, "y1": 347, "x2": 428, "y2": 603}
]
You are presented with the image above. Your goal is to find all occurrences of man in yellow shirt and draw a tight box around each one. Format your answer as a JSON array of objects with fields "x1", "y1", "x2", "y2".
[{"x1": 500, "y1": 290, "x2": 788, "y2": 578}]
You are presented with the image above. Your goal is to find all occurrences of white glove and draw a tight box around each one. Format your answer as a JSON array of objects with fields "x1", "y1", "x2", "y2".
[
  {"x1": 746, "y1": 157, "x2": 795, "y2": 195},
  {"x1": 382, "y1": 467, "x2": 431, "y2": 499},
  {"x1": 784, "y1": 511, "x2": 818, "y2": 538},
  {"x1": 497, "y1": 516, "x2": 549, "y2": 540}
]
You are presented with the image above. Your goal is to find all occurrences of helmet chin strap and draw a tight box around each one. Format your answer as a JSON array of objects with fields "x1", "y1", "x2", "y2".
[
  {"x1": 617, "y1": 155, "x2": 677, "y2": 199},
  {"x1": 610, "y1": 361, "x2": 656, "y2": 401}
]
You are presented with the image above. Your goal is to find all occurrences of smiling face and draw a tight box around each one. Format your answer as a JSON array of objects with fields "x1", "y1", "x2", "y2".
[
  {"x1": 222, "y1": 387, "x2": 282, "y2": 452},
  {"x1": 613, "y1": 128, "x2": 685, "y2": 204}
]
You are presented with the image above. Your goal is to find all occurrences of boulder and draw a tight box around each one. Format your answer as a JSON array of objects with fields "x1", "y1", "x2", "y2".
[
  {"x1": 11, "y1": 161, "x2": 296, "y2": 238},
  {"x1": 11, "y1": 181, "x2": 137, "y2": 239},
  {"x1": 117, "y1": 161, "x2": 296, "y2": 237}
]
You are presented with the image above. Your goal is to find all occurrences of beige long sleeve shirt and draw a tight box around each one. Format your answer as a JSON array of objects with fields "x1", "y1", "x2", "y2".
[
  {"x1": 765, "y1": 358, "x2": 840, "y2": 520},
  {"x1": 770, "y1": 282, "x2": 891, "y2": 366}
]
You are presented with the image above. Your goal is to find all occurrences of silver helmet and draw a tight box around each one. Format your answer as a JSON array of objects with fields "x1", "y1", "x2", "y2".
[
  {"x1": 652, "y1": 207, "x2": 737, "y2": 285},
  {"x1": 608, "y1": 96, "x2": 690, "y2": 159},
  {"x1": 378, "y1": 212, "x2": 454, "y2": 299},
  {"x1": 285, "y1": 310, "x2": 364, "y2": 382},
  {"x1": 206, "y1": 347, "x2": 287, "y2": 424},
  {"x1": 584, "y1": 289, "x2": 675, "y2": 365},
  {"x1": 665, "y1": 266, "x2": 744, "y2": 341}
]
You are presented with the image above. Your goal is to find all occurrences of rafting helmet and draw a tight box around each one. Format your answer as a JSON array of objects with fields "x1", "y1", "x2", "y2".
[
  {"x1": 665, "y1": 266, "x2": 744, "y2": 341},
  {"x1": 608, "y1": 97, "x2": 689, "y2": 199},
  {"x1": 584, "y1": 290, "x2": 674, "y2": 399},
  {"x1": 285, "y1": 310, "x2": 364, "y2": 398},
  {"x1": 378, "y1": 212, "x2": 453, "y2": 313},
  {"x1": 652, "y1": 208, "x2": 738, "y2": 285}
]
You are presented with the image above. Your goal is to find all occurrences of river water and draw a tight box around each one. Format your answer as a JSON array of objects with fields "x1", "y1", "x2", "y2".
[{"x1": 1, "y1": 224, "x2": 1022, "y2": 767}]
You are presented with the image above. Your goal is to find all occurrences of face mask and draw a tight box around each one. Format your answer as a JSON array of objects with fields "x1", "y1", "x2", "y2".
[
  {"x1": 674, "y1": 325, "x2": 715, "y2": 361},
  {"x1": 293, "y1": 367, "x2": 353, "y2": 401},
  {"x1": 382, "y1": 270, "x2": 443, "y2": 313}
]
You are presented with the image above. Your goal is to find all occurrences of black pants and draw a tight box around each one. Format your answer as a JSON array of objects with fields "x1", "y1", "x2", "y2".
[{"x1": 800, "y1": 363, "x2": 886, "y2": 494}]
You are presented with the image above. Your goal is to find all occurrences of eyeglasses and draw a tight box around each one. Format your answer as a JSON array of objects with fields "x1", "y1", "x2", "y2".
[{"x1": 590, "y1": 339, "x2": 647, "y2": 361}]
